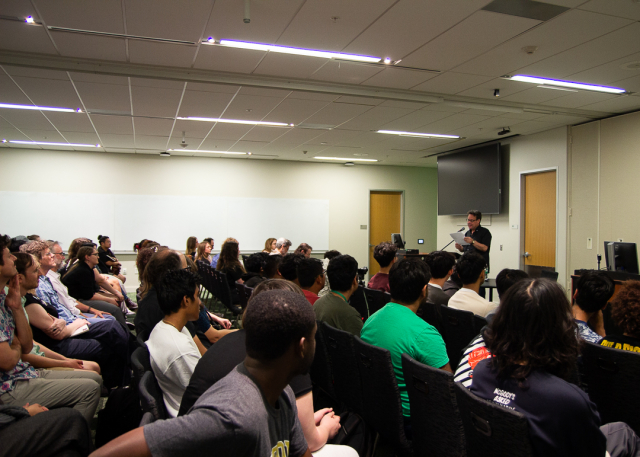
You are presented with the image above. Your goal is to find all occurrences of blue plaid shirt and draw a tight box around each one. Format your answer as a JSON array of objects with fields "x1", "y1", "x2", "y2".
[{"x1": 36, "y1": 276, "x2": 77, "y2": 324}]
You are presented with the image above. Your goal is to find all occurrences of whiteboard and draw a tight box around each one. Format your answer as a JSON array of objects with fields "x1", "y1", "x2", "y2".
[{"x1": 0, "y1": 191, "x2": 330, "y2": 252}]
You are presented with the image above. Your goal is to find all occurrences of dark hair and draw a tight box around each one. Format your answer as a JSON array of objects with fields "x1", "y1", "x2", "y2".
[
  {"x1": 250, "y1": 278, "x2": 305, "y2": 299},
  {"x1": 297, "y1": 258, "x2": 324, "y2": 288},
  {"x1": 216, "y1": 241, "x2": 245, "y2": 273},
  {"x1": 279, "y1": 254, "x2": 304, "y2": 281},
  {"x1": 389, "y1": 257, "x2": 431, "y2": 304},
  {"x1": 244, "y1": 290, "x2": 316, "y2": 361},
  {"x1": 324, "y1": 250, "x2": 341, "y2": 260},
  {"x1": 327, "y1": 255, "x2": 358, "y2": 292},
  {"x1": 9, "y1": 237, "x2": 27, "y2": 254},
  {"x1": 136, "y1": 247, "x2": 158, "y2": 280},
  {"x1": 244, "y1": 253, "x2": 266, "y2": 274},
  {"x1": 186, "y1": 236, "x2": 197, "y2": 255},
  {"x1": 456, "y1": 253, "x2": 486, "y2": 285},
  {"x1": 203, "y1": 237, "x2": 213, "y2": 244},
  {"x1": 264, "y1": 255, "x2": 283, "y2": 279},
  {"x1": 0, "y1": 235, "x2": 10, "y2": 265},
  {"x1": 27, "y1": 235, "x2": 40, "y2": 241},
  {"x1": 425, "y1": 251, "x2": 456, "y2": 279},
  {"x1": 575, "y1": 271, "x2": 615, "y2": 313},
  {"x1": 14, "y1": 252, "x2": 35, "y2": 275},
  {"x1": 156, "y1": 269, "x2": 199, "y2": 317},
  {"x1": 76, "y1": 246, "x2": 95, "y2": 263},
  {"x1": 373, "y1": 242, "x2": 398, "y2": 268},
  {"x1": 610, "y1": 281, "x2": 640, "y2": 338},
  {"x1": 140, "y1": 250, "x2": 183, "y2": 298},
  {"x1": 467, "y1": 210, "x2": 482, "y2": 221},
  {"x1": 97, "y1": 235, "x2": 109, "y2": 245},
  {"x1": 293, "y1": 243, "x2": 313, "y2": 256},
  {"x1": 486, "y1": 278, "x2": 579, "y2": 382},
  {"x1": 496, "y1": 269, "x2": 529, "y2": 298}
]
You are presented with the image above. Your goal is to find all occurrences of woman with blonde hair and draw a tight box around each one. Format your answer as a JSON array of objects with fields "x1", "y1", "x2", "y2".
[
  {"x1": 185, "y1": 236, "x2": 198, "y2": 260},
  {"x1": 195, "y1": 241, "x2": 212, "y2": 265},
  {"x1": 263, "y1": 237, "x2": 277, "y2": 254}
]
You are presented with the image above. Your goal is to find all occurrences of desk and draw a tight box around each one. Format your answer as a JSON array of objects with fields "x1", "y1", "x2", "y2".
[{"x1": 480, "y1": 279, "x2": 498, "y2": 302}]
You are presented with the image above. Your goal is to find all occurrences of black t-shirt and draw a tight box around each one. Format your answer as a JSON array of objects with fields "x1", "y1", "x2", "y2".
[
  {"x1": 600, "y1": 334, "x2": 640, "y2": 353},
  {"x1": 97, "y1": 247, "x2": 115, "y2": 274},
  {"x1": 469, "y1": 359, "x2": 606, "y2": 457},
  {"x1": 179, "y1": 329, "x2": 313, "y2": 416},
  {"x1": 463, "y1": 225, "x2": 492, "y2": 267},
  {"x1": 24, "y1": 293, "x2": 59, "y2": 347},
  {"x1": 61, "y1": 261, "x2": 96, "y2": 301},
  {"x1": 242, "y1": 272, "x2": 264, "y2": 289},
  {"x1": 134, "y1": 288, "x2": 196, "y2": 340}
]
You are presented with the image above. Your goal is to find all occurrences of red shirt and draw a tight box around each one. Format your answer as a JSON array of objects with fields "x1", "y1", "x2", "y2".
[
  {"x1": 367, "y1": 272, "x2": 390, "y2": 293},
  {"x1": 302, "y1": 289, "x2": 319, "y2": 305}
]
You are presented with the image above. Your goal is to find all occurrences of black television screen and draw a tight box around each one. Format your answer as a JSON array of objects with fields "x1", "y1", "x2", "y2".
[
  {"x1": 604, "y1": 241, "x2": 639, "y2": 274},
  {"x1": 437, "y1": 143, "x2": 501, "y2": 216}
]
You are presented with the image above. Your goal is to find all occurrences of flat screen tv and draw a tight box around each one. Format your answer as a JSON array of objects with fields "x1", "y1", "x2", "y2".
[{"x1": 437, "y1": 143, "x2": 501, "y2": 216}]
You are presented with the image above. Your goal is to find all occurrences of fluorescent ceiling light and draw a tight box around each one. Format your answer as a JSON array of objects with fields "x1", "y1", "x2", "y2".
[
  {"x1": 377, "y1": 130, "x2": 460, "y2": 139},
  {"x1": 314, "y1": 156, "x2": 378, "y2": 162},
  {"x1": 207, "y1": 39, "x2": 381, "y2": 63},
  {"x1": 177, "y1": 117, "x2": 293, "y2": 127},
  {"x1": 508, "y1": 75, "x2": 626, "y2": 94},
  {"x1": 0, "y1": 103, "x2": 76, "y2": 113},
  {"x1": 8, "y1": 140, "x2": 100, "y2": 147},
  {"x1": 167, "y1": 149, "x2": 247, "y2": 155},
  {"x1": 536, "y1": 85, "x2": 578, "y2": 93}
]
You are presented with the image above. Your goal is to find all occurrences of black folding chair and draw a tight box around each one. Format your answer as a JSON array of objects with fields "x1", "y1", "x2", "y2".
[
  {"x1": 348, "y1": 285, "x2": 369, "y2": 321},
  {"x1": 235, "y1": 282, "x2": 248, "y2": 310},
  {"x1": 309, "y1": 321, "x2": 337, "y2": 401},
  {"x1": 402, "y1": 354, "x2": 465, "y2": 456},
  {"x1": 139, "y1": 411, "x2": 156, "y2": 427},
  {"x1": 131, "y1": 346, "x2": 151, "y2": 392},
  {"x1": 138, "y1": 371, "x2": 168, "y2": 421},
  {"x1": 214, "y1": 271, "x2": 242, "y2": 315},
  {"x1": 454, "y1": 383, "x2": 534, "y2": 457},
  {"x1": 440, "y1": 306, "x2": 487, "y2": 368},
  {"x1": 363, "y1": 287, "x2": 391, "y2": 317},
  {"x1": 417, "y1": 301, "x2": 444, "y2": 336}
]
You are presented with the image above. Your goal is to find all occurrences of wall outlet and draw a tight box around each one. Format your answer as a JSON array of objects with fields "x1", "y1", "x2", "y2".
[
  {"x1": 511, "y1": 224, "x2": 518, "y2": 229},
  {"x1": 122, "y1": 268, "x2": 127, "y2": 275},
  {"x1": 360, "y1": 225, "x2": 367, "y2": 230},
  {"x1": 587, "y1": 238, "x2": 593, "y2": 250},
  {"x1": 500, "y1": 245, "x2": 503, "y2": 251}
]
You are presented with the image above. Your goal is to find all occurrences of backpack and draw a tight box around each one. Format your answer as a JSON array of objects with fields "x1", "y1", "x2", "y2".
[
  {"x1": 95, "y1": 386, "x2": 143, "y2": 448},
  {"x1": 330, "y1": 411, "x2": 376, "y2": 457}
]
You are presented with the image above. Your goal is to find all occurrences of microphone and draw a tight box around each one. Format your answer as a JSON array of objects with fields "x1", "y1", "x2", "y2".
[
  {"x1": 441, "y1": 226, "x2": 466, "y2": 251},
  {"x1": 458, "y1": 227, "x2": 465, "y2": 232}
]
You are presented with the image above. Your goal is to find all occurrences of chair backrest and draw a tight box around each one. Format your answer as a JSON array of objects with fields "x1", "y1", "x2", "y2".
[
  {"x1": 131, "y1": 346, "x2": 151, "y2": 390},
  {"x1": 309, "y1": 321, "x2": 336, "y2": 401},
  {"x1": 540, "y1": 269, "x2": 559, "y2": 281},
  {"x1": 440, "y1": 306, "x2": 487, "y2": 367},
  {"x1": 581, "y1": 341, "x2": 640, "y2": 434},
  {"x1": 242, "y1": 285, "x2": 253, "y2": 305},
  {"x1": 139, "y1": 411, "x2": 156, "y2": 427},
  {"x1": 353, "y1": 337, "x2": 413, "y2": 456},
  {"x1": 138, "y1": 371, "x2": 168, "y2": 421},
  {"x1": 197, "y1": 261, "x2": 218, "y2": 298},
  {"x1": 402, "y1": 354, "x2": 465, "y2": 456},
  {"x1": 214, "y1": 271, "x2": 242, "y2": 315},
  {"x1": 348, "y1": 285, "x2": 369, "y2": 321},
  {"x1": 321, "y1": 322, "x2": 365, "y2": 415},
  {"x1": 453, "y1": 383, "x2": 533, "y2": 457},
  {"x1": 235, "y1": 282, "x2": 248, "y2": 310},
  {"x1": 417, "y1": 301, "x2": 444, "y2": 336},
  {"x1": 363, "y1": 287, "x2": 391, "y2": 317},
  {"x1": 136, "y1": 329, "x2": 149, "y2": 347}
]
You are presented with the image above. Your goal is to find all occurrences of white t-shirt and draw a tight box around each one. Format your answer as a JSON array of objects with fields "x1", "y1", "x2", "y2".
[
  {"x1": 147, "y1": 320, "x2": 201, "y2": 417},
  {"x1": 448, "y1": 288, "x2": 497, "y2": 318}
]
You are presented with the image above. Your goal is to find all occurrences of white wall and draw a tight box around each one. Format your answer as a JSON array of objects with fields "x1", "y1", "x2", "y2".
[
  {"x1": 437, "y1": 127, "x2": 569, "y2": 295},
  {"x1": 1, "y1": 148, "x2": 438, "y2": 291}
]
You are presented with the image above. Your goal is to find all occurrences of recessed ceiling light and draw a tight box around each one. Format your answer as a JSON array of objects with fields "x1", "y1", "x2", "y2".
[
  {"x1": 507, "y1": 75, "x2": 626, "y2": 94},
  {"x1": 167, "y1": 149, "x2": 247, "y2": 155},
  {"x1": 377, "y1": 130, "x2": 460, "y2": 139},
  {"x1": 0, "y1": 103, "x2": 77, "y2": 113},
  {"x1": 314, "y1": 156, "x2": 377, "y2": 162},
  {"x1": 203, "y1": 39, "x2": 382, "y2": 63},
  {"x1": 177, "y1": 117, "x2": 292, "y2": 127},
  {"x1": 384, "y1": 57, "x2": 392, "y2": 64},
  {"x1": 7, "y1": 140, "x2": 100, "y2": 147}
]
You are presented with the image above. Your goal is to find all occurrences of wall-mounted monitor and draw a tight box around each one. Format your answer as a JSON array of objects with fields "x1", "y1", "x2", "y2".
[
  {"x1": 604, "y1": 242, "x2": 639, "y2": 274},
  {"x1": 437, "y1": 143, "x2": 501, "y2": 216}
]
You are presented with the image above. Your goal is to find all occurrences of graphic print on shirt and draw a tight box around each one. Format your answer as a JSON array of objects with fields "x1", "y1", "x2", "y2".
[
  {"x1": 271, "y1": 440, "x2": 290, "y2": 457},
  {"x1": 467, "y1": 347, "x2": 492, "y2": 378},
  {"x1": 492, "y1": 387, "x2": 516, "y2": 410},
  {"x1": 601, "y1": 339, "x2": 640, "y2": 352}
]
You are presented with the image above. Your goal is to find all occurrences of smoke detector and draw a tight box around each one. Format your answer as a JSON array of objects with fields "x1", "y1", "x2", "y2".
[{"x1": 180, "y1": 131, "x2": 188, "y2": 149}]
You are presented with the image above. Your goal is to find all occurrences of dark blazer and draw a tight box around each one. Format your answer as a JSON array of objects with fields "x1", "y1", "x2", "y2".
[{"x1": 427, "y1": 284, "x2": 451, "y2": 306}]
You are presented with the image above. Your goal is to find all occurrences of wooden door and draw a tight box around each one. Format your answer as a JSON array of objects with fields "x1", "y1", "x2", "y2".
[
  {"x1": 523, "y1": 171, "x2": 556, "y2": 276},
  {"x1": 369, "y1": 191, "x2": 402, "y2": 277}
]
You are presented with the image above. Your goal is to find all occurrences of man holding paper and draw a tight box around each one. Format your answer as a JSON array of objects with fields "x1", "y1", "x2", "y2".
[{"x1": 454, "y1": 210, "x2": 492, "y2": 269}]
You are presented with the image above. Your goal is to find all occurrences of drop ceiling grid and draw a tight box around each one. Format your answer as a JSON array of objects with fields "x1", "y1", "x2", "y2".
[{"x1": 34, "y1": 0, "x2": 125, "y2": 33}]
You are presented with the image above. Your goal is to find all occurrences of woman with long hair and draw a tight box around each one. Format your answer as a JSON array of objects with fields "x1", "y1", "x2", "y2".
[
  {"x1": 263, "y1": 238, "x2": 277, "y2": 254},
  {"x1": 216, "y1": 239, "x2": 245, "y2": 305},
  {"x1": 469, "y1": 278, "x2": 640, "y2": 457},
  {"x1": 185, "y1": 236, "x2": 198, "y2": 260},
  {"x1": 195, "y1": 241, "x2": 212, "y2": 265}
]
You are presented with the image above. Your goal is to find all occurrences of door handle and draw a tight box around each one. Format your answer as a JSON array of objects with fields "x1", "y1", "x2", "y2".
[{"x1": 523, "y1": 252, "x2": 531, "y2": 258}]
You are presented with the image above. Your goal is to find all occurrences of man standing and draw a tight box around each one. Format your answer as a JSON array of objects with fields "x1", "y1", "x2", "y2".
[
  {"x1": 424, "y1": 251, "x2": 456, "y2": 306},
  {"x1": 448, "y1": 253, "x2": 497, "y2": 318},
  {"x1": 455, "y1": 210, "x2": 491, "y2": 270}
]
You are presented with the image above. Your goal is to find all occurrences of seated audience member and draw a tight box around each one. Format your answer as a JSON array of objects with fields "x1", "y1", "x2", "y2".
[
  {"x1": 180, "y1": 280, "x2": 350, "y2": 455},
  {"x1": 263, "y1": 237, "x2": 277, "y2": 254},
  {"x1": 43, "y1": 241, "x2": 128, "y2": 327},
  {"x1": 134, "y1": 250, "x2": 206, "y2": 355},
  {"x1": 448, "y1": 253, "x2": 496, "y2": 317},
  {"x1": 27, "y1": 235, "x2": 41, "y2": 241},
  {"x1": 361, "y1": 258, "x2": 450, "y2": 423},
  {"x1": 185, "y1": 236, "x2": 198, "y2": 261},
  {"x1": 263, "y1": 254, "x2": 284, "y2": 280},
  {"x1": 297, "y1": 258, "x2": 324, "y2": 305},
  {"x1": 241, "y1": 252, "x2": 268, "y2": 288},
  {"x1": 211, "y1": 237, "x2": 236, "y2": 268},
  {"x1": 91, "y1": 289, "x2": 339, "y2": 457},
  {"x1": 600, "y1": 281, "x2": 640, "y2": 352},
  {"x1": 293, "y1": 243, "x2": 313, "y2": 258},
  {"x1": 424, "y1": 251, "x2": 456, "y2": 306},
  {"x1": 272, "y1": 237, "x2": 292, "y2": 256},
  {"x1": 454, "y1": 268, "x2": 529, "y2": 387},
  {"x1": 0, "y1": 240, "x2": 102, "y2": 424},
  {"x1": 367, "y1": 242, "x2": 398, "y2": 293},
  {"x1": 216, "y1": 240, "x2": 245, "y2": 305},
  {"x1": 442, "y1": 268, "x2": 463, "y2": 297},
  {"x1": 279, "y1": 253, "x2": 304, "y2": 285},
  {"x1": 319, "y1": 250, "x2": 341, "y2": 297},
  {"x1": 136, "y1": 246, "x2": 158, "y2": 301},
  {"x1": 194, "y1": 241, "x2": 212, "y2": 265},
  {"x1": 0, "y1": 406, "x2": 94, "y2": 457},
  {"x1": 147, "y1": 269, "x2": 203, "y2": 417},
  {"x1": 97, "y1": 235, "x2": 126, "y2": 283},
  {"x1": 314, "y1": 255, "x2": 363, "y2": 336},
  {"x1": 573, "y1": 271, "x2": 615, "y2": 344},
  {"x1": 9, "y1": 235, "x2": 28, "y2": 253},
  {"x1": 470, "y1": 278, "x2": 640, "y2": 457}
]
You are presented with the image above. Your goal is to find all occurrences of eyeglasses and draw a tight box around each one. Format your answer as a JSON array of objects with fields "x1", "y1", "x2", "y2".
[
  {"x1": 54, "y1": 251, "x2": 66, "y2": 256},
  {"x1": 467, "y1": 219, "x2": 477, "y2": 222},
  {"x1": 91, "y1": 253, "x2": 99, "y2": 257}
]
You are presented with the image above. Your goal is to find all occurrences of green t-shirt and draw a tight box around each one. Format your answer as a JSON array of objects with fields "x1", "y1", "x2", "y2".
[
  {"x1": 360, "y1": 302, "x2": 448, "y2": 417},
  {"x1": 313, "y1": 293, "x2": 363, "y2": 336}
]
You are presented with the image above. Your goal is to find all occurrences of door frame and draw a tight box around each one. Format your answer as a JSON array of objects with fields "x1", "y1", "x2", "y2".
[
  {"x1": 519, "y1": 167, "x2": 559, "y2": 271},
  {"x1": 368, "y1": 189, "x2": 405, "y2": 275}
]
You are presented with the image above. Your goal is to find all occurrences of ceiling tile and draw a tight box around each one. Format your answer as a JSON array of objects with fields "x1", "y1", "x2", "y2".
[
  {"x1": 288, "y1": 91, "x2": 339, "y2": 102},
  {"x1": 19, "y1": 129, "x2": 66, "y2": 142},
  {"x1": 579, "y1": 94, "x2": 640, "y2": 113},
  {"x1": 0, "y1": 116, "x2": 30, "y2": 139},
  {"x1": 229, "y1": 140, "x2": 270, "y2": 152},
  {"x1": 544, "y1": 91, "x2": 619, "y2": 109},
  {"x1": 128, "y1": 41, "x2": 198, "y2": 67},
  {"x1": 186, "y1": 82, "x2": 241, "y2": 94},
  {"x1": 130, "y1": 85, "x2": 183, "y2": 117},
  {"x1": 2, "y1": 0, "x2": 39, "y2": 17},
  {"x1": 401, "y1": 11, "x2": 540, "y2": 71},
  {"x1": 221, "y1": 94, "x2": 285, "y2": 120},
  {"x1": 613, "y1": 74, "x2": 640, "y2": 93},
  {"x1": 99, "y1": 134, "x2": 135, "y2": 148},
  {"x1": 129, "y1": 78, "x2": 184, "y2": 90},
  {"x1": 0, "y1": 22, "x2": 58, "y2": 54},
  {"x1": 173, "y1": 118, "x2": 218, "y2": 136},
  {"x1": 310, "y1": 61, "x2": 383, "y2": 85},
  {"x1": 361, "y1": 68, "x2": 438, "y2": 90},
  {"x1": 302, "y1": 102, "x2": 372, "y2": 127},
  {"x1": 68, "y1": 73, "x2": 129, "y2": 85},
  {"x1": 267, "y1": 128, "x2": 325, "y2": 145},
  {"x1": 508, "y1": 119, "x2": 563, "y2": 134},
  {"x1": 253, "y1": 54, "x2": 326, "y2": 79},
  {"x1": 501, "y1": 87, "x2": 568, "y2": 104},
  {"x1": 420, "y1": 112, "x2": 491, "y2": 133},
  {"x1": 11, "y1": 76, "x2": 81, "y2": 108},
  {"x1": 132, "y1": 135, "x2": 170, "y2": 150},
  {"x1": 36, "y1": 0, "x2": 124, "y2": 33},
  {"x1": 195, "y1": 139, "x2": 237, "y2": 150},
  {"x1": 335, "y1": 96, "x2": 382, "y2": 106},
  {"x1": 263, "y1": 98, "x2": 331, "y2": 125},
  {"x1": 411, "y1": 72, "x2": 493, "y2": 94},
  {"x1": 178, "y1": 90, "x2": 235, "y2": 118},
  {"x1": 58, "y1": 131, "x2": 102, "y2": 144},
  {"x1": 456, "y1": 77, "x2": 531, "y2": 99},
  {"x1": 2, "y1": 66, "x2": 68, "y2": 81},
  {"x1": 133, "y1": 118, "x2": 174, "y2": 136},
  {"x1": 45, "y1": 112, "x2": 96, "y2": 133},
  {"x1": 379, "y1": 100, "x2": 431, "y2": 109},
  {"x1": 0, "y1": 110, "x2": 57, "y2": 131},
  {"x1": 87, "y1": 115, "x2": 134, "y2": 135},
  {"x1": 193, "y1": 46, "x2": 264, "y2": 74},
  {"x1": 51, "y1": 33, "x2": 127, "y2": 61},
  {"x1": 0, "y1": 75, "x2": 32, "y2": 105},
  {"x1": 579, "y1": 0, "x2": 640, "y2": 21},
  {"x1": 239, "y1": 126, "x2": 292, "y2": 143},
  {"x1": 124, "y1": 0, "x2": 212, "y2": 42},
  {"x1": 203, "y1": 123, "x2": 253, "y2": 140},
  {"x1": 340, "y1": 106, "x2": 415, "y2": 131},
  {"x1": 566, "y1": 52, "x2": 640, "y2": 86},
  {"x1": 379, "y1": 110, "x2": 454, "y2": 131},
  {"x1": 74, "y1": 81, "x2": 132, "y2": 113}
]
